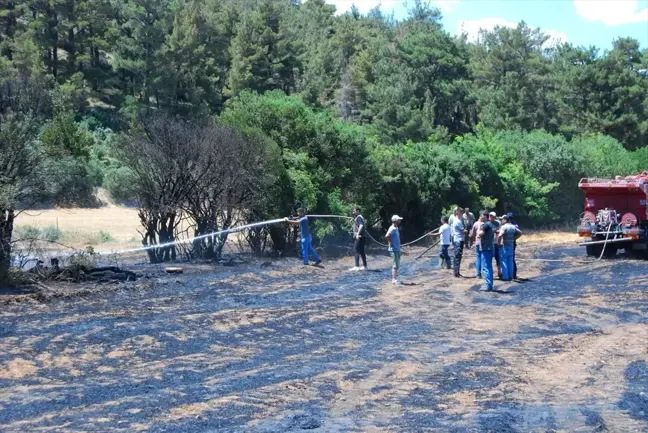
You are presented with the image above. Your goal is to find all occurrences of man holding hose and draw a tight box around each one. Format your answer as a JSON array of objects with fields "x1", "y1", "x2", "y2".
[{"x1": 285, "y1": 209, "x2": 322, "y2": 266}]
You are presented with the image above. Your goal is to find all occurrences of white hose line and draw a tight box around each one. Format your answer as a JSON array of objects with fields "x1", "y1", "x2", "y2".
[
  {"x1": 101, "y1": 214, "x2": 436, "y2": 257},
  {"x1": 598, "y1": 222, "x2": 613, "y2": 260},
  {"x1": 103, "y1": 218, "x2": 287, "y2": 256}
]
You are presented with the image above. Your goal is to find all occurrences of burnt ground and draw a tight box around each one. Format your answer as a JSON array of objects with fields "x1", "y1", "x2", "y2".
[{"x1": 0, "y1": 242, "x2": 646, "y2": 433}]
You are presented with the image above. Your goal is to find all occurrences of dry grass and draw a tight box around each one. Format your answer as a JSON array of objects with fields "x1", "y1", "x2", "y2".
[
  {"x1": 15, "y1": 206, "x2": 142, "y2": 251},
  {"x1": 521, "y1": 230, "x2": 580, "y2": 245}
]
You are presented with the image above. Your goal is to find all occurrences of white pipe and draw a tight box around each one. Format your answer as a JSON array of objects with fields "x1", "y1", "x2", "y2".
[
  {"x1": 104, "y1": 218, "x2": 287, "y2": 255},
  {"x1": 102, "y1": 214, "x2": 437, "y2": 256}
]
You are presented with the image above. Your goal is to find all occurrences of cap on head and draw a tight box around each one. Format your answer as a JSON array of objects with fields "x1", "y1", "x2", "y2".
[
  {"x1": 391, "y1": 215, "x2": 403, "y2": 222},
  {"x1": 489, "y1": 211, "x2": 497, "y2": 217},
  {"x1": 502, "y1": 215, "x2": 510, "y2": 222},
  {"x1": 507, "y1": 212, "x2": 514, "y2": 218}
]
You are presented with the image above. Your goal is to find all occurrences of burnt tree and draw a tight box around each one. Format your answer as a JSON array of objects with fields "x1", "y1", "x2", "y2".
[
  {"x1": 183, "y1": 125, "x2": 274, "y2": 259},
  {"x1": 0, "y1": 76, "x2": 47, "y2": 283},
  {"x1": 123, "y1": 115, "x2": 216, "y2": 263}
]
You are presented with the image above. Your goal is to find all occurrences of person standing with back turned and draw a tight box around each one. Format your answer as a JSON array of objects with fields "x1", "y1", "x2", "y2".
[
  {"x1": 463, "y1": 208, "x2": 476, "y2": 249},
  {"x1": 386, "y1": 215, "x2": 403, "y2": 285},
  {"x1": 498, "y1": 214, "x2": 522, "y2": 281},
  {"x1": 285, "y1": 209, "x2": 322, "y2": 266},
  {"x1": 437, "y1": 216, "x2": 452, "y2": 270},
  {"x1": 477, "y1": 210, "x2": 496, "y2": 291},
  {"x1": 350, "y1": 207, "x2": 367, "y2": 271},
  {"x1": 452, "y1": 207, "x2": 467, "y2": 278}
]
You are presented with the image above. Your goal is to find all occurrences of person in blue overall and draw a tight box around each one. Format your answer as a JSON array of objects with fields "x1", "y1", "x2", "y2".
[
  {"x1": 498, "y1": 214, "x2": 522, "y2": 281},
  {"x1": 477, "y1": 210, "x2": 496, "y2": 291},
  {"x1": 507, "y1": 212, "x2": 519, "y2": 279},
  {"x1": 285, "y1": 209, "x2": 322, "y2": 266}
]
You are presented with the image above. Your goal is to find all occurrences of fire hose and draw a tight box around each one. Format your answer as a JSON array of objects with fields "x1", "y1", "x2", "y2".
[
  {"x1": 104, "y1": 215, "x2": 439, "y2": 256},
  {"x1": 598, "y1": 221, "x2": 613, "y2": 260}
]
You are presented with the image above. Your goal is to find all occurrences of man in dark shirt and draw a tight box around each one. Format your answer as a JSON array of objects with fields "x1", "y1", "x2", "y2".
[
  {"x1": 489, "y1": 212, "x2": 502, "y2": 279},
  {"x1": 350, "y1": 207, "x2": 367, "y2": 271},
  {"x1": 478, "y1": 211, "x2": 495, "y2": 291},
  {"x1": 508, "y1": 213, "x2": 519, "y2": 279}
]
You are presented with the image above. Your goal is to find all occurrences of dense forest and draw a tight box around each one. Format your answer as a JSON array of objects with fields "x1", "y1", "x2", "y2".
[{"x1": 1, "y1": 0, "x2": 648, "y2": 273}]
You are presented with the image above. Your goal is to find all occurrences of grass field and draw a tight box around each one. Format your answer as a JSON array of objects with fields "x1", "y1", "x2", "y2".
[{"x1": 14, "y1": 206, "x2": 143, "y2": 251}]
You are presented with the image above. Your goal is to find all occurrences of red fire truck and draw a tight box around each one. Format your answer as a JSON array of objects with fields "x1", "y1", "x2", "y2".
[{"x1": 578, "y1": 172, "x2": 648, "y2": 257}]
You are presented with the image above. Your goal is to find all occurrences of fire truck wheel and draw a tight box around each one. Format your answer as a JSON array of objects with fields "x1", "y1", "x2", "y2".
[{"x1": 602, "y1": 246, "x2": 618, "y2": 258}]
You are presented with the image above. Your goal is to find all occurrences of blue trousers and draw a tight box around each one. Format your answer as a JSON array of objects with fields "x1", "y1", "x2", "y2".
[
  {"x1": 475, "y1": 246, "x2": 482, "y2": 277},
  {"x1": 301, "y1": 235, "x2": 321, "y2": 265},
  {"x1": 480, "y1": 249, "x2": 494, "y2": 290},
  {"x1": 439, "y1": 244, "x2": 451, "y2": 269},
  {"x1": 453, "y1": 241, "x2": 464, "y2": 276},
  {"x1": 501, "y1": 245, "x2": 514, "y2": 280}
]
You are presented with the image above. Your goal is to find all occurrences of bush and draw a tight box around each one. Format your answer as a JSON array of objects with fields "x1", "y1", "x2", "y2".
[
  {"x1": 103, "y1": 166, "x2": 137, "y2": 204},
  {"x1": 15, "y1": 225, "x2": 40, "y2": 240},
  {"x1": 42, "y1": 225, "x2": 62, "y2": 242},
  {"x1": 220, "y1": 91, "x2": 377, "y2": 220},
  {"x1": 99, "y1": 231, "x2": 113, "y2": 243},
  {"x1": 43, "y1": 156, "x2": 97, "y2": 206}
]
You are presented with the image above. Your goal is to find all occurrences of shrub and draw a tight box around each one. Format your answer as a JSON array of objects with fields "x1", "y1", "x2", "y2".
[
  {"x1": 42, "y1": 225, "x2": 62, "y2": 242},
  {"x1": 16, "y1": 225, "x2": 40, "y2": 240},
  {"x1": 99, "y1": 231, "x2": 113, "y2": 243},
  {"x1": 103, "y1": 166, "x2": 137, "y2": 204}
]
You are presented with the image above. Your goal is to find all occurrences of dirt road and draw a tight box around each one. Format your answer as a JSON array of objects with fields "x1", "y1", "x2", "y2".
[{"x1": 0, "y1": 243, "x2": 646, "y2": 432}]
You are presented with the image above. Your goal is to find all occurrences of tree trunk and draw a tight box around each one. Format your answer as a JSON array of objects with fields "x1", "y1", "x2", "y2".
[
  {"x1": 0, "y1": 209, "x2": 15, "y2": 284},
  {"x1": 47, "y1": 5, "x2": 59, "y2": 78}
]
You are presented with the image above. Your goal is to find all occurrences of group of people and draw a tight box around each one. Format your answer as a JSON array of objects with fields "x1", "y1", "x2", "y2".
[
  {"x1": 436, "y1": 207, "x2": 522, "y2": 291},
  {"x1": 286, "y1": 206, "x2": 522, "y2": 290}
]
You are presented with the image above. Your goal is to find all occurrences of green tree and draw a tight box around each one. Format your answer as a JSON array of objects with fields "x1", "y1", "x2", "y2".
[
  {"x1": 225, "y1": 0, "x2": 300, "y2": 98},
  {"x1": 469, "y1": 22, "x2": 557, "y2": 133}
]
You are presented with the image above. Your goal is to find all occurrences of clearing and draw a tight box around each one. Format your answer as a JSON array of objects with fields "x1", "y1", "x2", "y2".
[{"x1": 0, "y1": 239, "x2": 646, "y2": 432}]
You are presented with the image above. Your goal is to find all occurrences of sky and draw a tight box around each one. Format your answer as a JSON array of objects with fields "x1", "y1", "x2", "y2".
[{"x1": 324, "y1": 0, "x2": 648, "y2": 51}]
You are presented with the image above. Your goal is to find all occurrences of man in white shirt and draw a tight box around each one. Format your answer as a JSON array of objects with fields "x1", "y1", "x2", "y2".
[
  {"x1": 452, "y1": 207, "x2": 467, "y2": 277},
  {"x1": 386, "y1": 215, "x2": 403, "y2": 285},
  {"x1": 437, "y1": 215, "x2": 452, "y2": 270}
]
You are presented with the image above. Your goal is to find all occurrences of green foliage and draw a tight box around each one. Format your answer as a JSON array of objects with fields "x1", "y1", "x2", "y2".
[
  {"x1": 41, "y1": 111, "x2": 94, "y2": 159},
  {"x1": 221, "y1": 91, "x2": 375, "y2": 220},
  {"x1": 42, "y1": 225, "x2": 62, "y2": 242},
  {"x1": 68, "y1": 246, "x2": 98, "y2": 270},
  {"x1": 99, "y1": 231, "x2": 113, "y2": 243},
  {"x1": 16, "y1": 225, "x2": 40, "y2": 240},
  {"x1": 103, "y1": 166, "x2": 137, "y2": 204}
]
